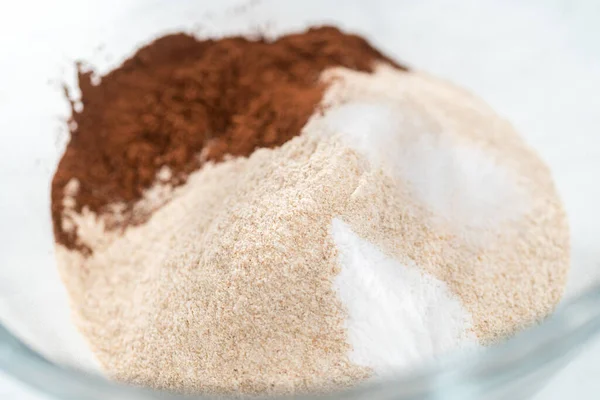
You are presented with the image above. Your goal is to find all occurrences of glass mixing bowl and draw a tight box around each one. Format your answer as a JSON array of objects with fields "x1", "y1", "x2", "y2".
[{"x1": 1, "y1": 0, "x2": 599, "y2": 399}]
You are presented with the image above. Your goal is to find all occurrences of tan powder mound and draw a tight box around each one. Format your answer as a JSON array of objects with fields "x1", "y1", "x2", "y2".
[
  {"x1": 56, "y1": 66, "x2": 569, "y2": 395},
  {"x1": 58, "y1": 133, "x2": 374, "y2": 394}
]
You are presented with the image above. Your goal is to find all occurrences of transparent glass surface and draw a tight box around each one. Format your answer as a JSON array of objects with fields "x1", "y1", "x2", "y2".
[{"x1": 1, "y1": 1, "x2": 599, "y2": 399}]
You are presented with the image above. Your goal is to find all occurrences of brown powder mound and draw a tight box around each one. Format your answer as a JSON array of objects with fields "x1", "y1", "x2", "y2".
[{"x1": 52, "y1": 26, "x2": 406, "y2": 250}]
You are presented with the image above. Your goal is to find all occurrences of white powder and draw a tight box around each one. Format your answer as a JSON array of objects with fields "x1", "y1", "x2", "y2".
[
  {"x1": 331, "y1": 218, "x2": 478, "y2": 378},
  {"x1": 322, "y1": 101, "x2": 527, "y2": 232},
  {"x1": 315, "y1": 68, "x2": 530, "y2": 245}
]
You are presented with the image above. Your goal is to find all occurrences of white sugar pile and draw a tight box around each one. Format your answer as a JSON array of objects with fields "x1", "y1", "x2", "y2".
[
  {"x1": 332, "y1": 218, "x2": 478, "y2": 378},
  {"x1": 322, "y1": 101, "x2": 528, "y2": 234}
]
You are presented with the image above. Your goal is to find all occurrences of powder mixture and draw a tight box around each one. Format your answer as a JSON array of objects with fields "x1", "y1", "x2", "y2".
[{"x1": 51, "y1": 26, "x2": 570, "y2": 396}]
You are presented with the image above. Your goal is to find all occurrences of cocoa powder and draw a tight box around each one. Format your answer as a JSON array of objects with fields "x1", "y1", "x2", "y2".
[{"x1": 52, "y1": 26, "x2": 405, "y2": 250}]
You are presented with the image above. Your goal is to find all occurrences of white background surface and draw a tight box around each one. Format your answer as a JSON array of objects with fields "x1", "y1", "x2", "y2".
[{"x1": 0, "y1": 0, "x2": 599, "y2": 398}]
